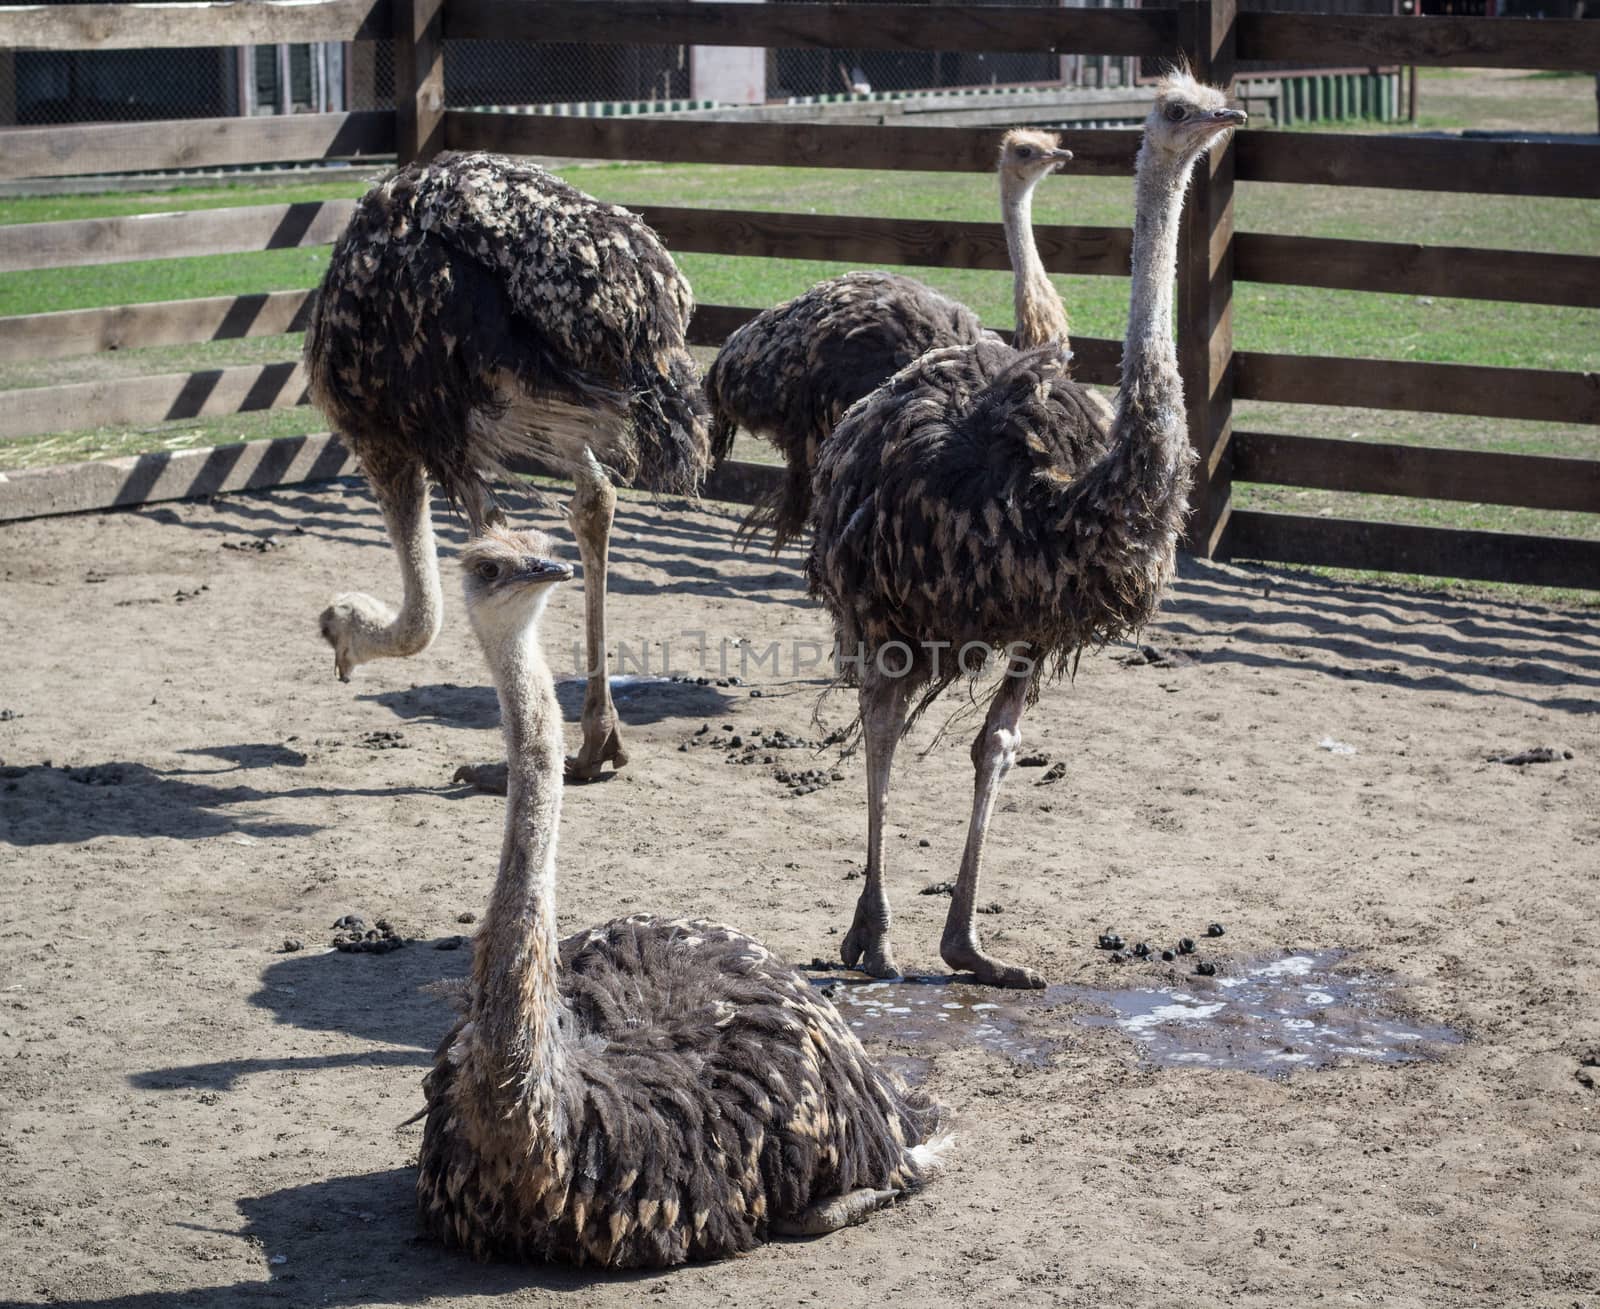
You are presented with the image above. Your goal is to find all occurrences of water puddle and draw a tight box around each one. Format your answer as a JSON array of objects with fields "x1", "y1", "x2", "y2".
[
  {"x1": 1076, "y1": 950, "x2": 1461, "y2": 1073},
  {"x1": 811, "y1": 950, "x2": 1459, "y2": 1076},
  {"x1": 811, "y1": 975, "x2": 1070, "y2": 1071}
]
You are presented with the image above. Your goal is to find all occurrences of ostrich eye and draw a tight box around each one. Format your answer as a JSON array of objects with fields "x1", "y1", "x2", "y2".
[
  {"x1": 476, "y1": 560, "x2": 501, "y2": 582},
  {"x1": 1016, "y1": 146, "x2": 1033, "y2": 158},
  {"x1": 1164, "y1": 104, "x2": 1188, "y2": 122}
]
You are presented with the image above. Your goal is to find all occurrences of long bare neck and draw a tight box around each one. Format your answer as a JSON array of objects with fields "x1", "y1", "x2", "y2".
[
  {"x1": 470, "y1": 618, "x2": 567, "y2": 1113},
  {"x1": 1041, "y1": 139, "x2": 1203, "y2": 589},
  {"x1": 1001, "y1": 172, "x2": 1069, "y2": 350},
  {"x1": 1121, "y1": 143, "x2": 1190, "y2": 399}
]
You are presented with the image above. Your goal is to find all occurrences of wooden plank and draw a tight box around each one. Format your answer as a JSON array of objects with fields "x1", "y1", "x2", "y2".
[
  {"x1": 1232, "y1": 431, "x2": 1600, "y2": 514},
  {"x1": 636, "y1": 206, "x2": 1132, "y2": 277},
  {"x1": 0, "y1": 201, "x2": 356, "y2": 274},
  {"x1": 0, "y1": 112, "x2": 393, "y2": 183},
  {"x1": 396, "y1": 0, "x2": 445, "y2": 164},
  {"x1": 445, "y1": 0, "x2": 1178, "y2": 56},
  {"x1": 1238, "y1": 13, "x2": 1600, "y2": 74},
  {"x1": 1234, "y1": 352, "x2": 1600, "y2": 425},
  {"x1": 1223, "y1": 509, "x2": 1600, "y2": 591},
  {"x1": 1235, "y1": 234, "x2": 1600, "y2": 310},
  {"x1": 687, "y1": 302, "x2": 1124, "y2": 386},
  {"x1": 445, "y1": 111, "x2": 1142, "y2": 177},
  {"x1": 0, "y1": 432, "x2": 355, "y2": 523},
  {"x1": 0, "y1": 362, "x2": 310, "y2": 443},
  {"x1": 1176, "y1": 0, "x2": 1237, "y2": 560},
  {"x1": 0, "y1": 290, "x2": 316, "y2": 364},
  {"x1": 0, "y1": 0, "x2": 390, "y2": 50},
  {"x1": 1236, "y1": 132, "x2": 1598, "y2": 199}
]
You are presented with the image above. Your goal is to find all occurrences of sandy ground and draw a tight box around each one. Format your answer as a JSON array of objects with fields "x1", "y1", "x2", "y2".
[{"x1": 1, "y1": 479, "x2": 1596, "y2": 1309}]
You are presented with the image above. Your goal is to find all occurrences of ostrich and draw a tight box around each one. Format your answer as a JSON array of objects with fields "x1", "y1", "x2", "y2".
[
  {"x1": 705, "y1": 129, "x2": 1097, "y2": 553},
  {"x1": 807, "y1": 73, "x2": 1246, "y2": 988},
  {"x1": 416, "y1": 527, "x2": 947, "y2": 1266},
  {"x1": 305, "y1": 151, "x2": 711, "y2": 780}
]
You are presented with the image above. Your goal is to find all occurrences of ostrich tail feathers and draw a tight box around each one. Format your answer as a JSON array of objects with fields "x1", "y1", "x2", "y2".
[{"x1": 708, "y1": 409, "x2": 737, "y2": 466}]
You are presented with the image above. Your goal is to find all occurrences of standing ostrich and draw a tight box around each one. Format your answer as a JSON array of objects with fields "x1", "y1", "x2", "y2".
[
  {"x1": 705, "y1": 129, "x2": 1093, "y2": 552},
  {"x1": 416, "y1": 527, "x2": 947, "y2": 1266},
  {"x1": 305, "y1": 151, "x2": 711, "y2": 780},
  {"x1": 807, "y1": 74, "x2": 1245, "y2": 988}
]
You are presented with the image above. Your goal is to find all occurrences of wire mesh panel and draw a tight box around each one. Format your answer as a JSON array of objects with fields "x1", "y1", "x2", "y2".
[{"x1": 446, "y1": 41, "x2": 689, "y2": 107}]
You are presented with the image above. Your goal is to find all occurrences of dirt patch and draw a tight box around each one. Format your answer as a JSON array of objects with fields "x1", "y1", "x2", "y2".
[{"x1": 1, "y1": 479, "x2": 1597, "y2": 1306}]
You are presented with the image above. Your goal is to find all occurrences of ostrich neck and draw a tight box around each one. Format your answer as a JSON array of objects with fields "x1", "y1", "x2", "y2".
[
  {"x1": 471, "y1": 622, "x2": 567, "y2": 1113},
  {"x1": 1121, "y1": 145, "x2": 1193, "y2": 400},
  {"x1": 1002, "y1": 176, "x2": 1068, "y2": 349}
]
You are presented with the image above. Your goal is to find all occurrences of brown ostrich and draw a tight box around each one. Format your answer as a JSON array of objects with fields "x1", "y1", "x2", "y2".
[
  {"x1": 305, "y1": 151, "x2": 711, "y2": 780},
  {"x1": 705, "y1": 129, "x2": 1097, "y2": 553},
  {"x1": 807, "y1": 73, "x2": 1246, "y2": 988},
  {"x1": 415, "y1": 527, "x2": 948, "y2": 1266}
]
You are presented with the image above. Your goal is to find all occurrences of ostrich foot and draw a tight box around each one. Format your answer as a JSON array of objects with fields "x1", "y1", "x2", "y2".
[
  {"x1": 452, "y1": 762, "x2": 508, "y2": 795},
  {"x1": 841, "y1": 902, "x2": 900, "y2": 979},
  {"x1": 771, "y1": 1188, "x2": 899, "y2": 1238},
  {"x1": 940, "y1": 936, "x2": 1045, "y2": 990},
  {"x1": 565, "y1": 720, "x2": 628, "y2": 783}
]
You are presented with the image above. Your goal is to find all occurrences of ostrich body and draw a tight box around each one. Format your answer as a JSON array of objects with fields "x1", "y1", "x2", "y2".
[
  {"x1": 416, "y1": 528, "x2": 947, "y2": 1266},
  {"x1": 705, "y1": 130, "x2": 1093, "y2": 552},
  {"x1": 807, "y1": 75, "x2": 1246, "y2": 988},
  {"x1": 305, "y1": 151, "x2": 711, "y2": 780}
]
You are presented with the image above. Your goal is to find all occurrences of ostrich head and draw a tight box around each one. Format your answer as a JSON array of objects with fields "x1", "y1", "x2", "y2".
[
  {"x1": 459, "y1": 527, "x2": 573, "y2": 650},
  {"x1": 1143, "y1": 69, "x2": 1247, "y2": 163},
  {"x1": 320, "y1": 593, "x2": 398, "y2": 683},
  {"x1": 997, "y1": 128, "x2": 1073, "y2": 188}
]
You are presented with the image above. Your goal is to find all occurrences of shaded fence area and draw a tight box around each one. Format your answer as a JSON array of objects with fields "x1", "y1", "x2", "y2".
[{"x1": 0, "y1": 0, "x2": 1597, "y2": 589}]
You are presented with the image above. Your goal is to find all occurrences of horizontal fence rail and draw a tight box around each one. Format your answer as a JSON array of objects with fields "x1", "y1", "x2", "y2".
[
  {"x1": 0, "y1": 114, "x2": 395, "y2": 184},
  {"x1": 448, "y1": 112, "x2": 1600, "y2": 199},
  {"x1": 1234, "y1": 353, "x2": 1600, "y2": 426},
  {"x1": 0, "y1": 363, "x2": 310, "y2": 444},
  {"x1": 1225, "y1": 511, "x2": 1600, "y2": 591},
  {"x1": 1231, "y1": 432, "x2": 1600, "y2": 515},
  {"x1": 0, "y1": 0, "x2": 391, "y2": 50},
  {"x1": 445, "y1": 0, "x2": 1180, "y2": 56},
  {"x1": 0, "y1": 202, "x2": 357, "y2": 273},
  {"x1": 1236, "y1": 13, "x2": 1600, "y2": 73},
  {"x1": 0, "y1": 291, "x2": 317, "y2": 365}
]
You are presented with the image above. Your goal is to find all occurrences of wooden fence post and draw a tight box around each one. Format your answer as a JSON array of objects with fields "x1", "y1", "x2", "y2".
[
  {"x1": 396, "y1": 0, "x2": 446, "y2": 164},
  {"x1": 1176, "y1": 0, "x2": 1238, "y2": 559}
]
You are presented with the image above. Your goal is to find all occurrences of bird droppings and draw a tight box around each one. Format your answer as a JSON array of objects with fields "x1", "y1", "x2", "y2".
[
  {"x1": 1036, "y1": 762, "x2": 1068, "y2": 785},
  {"x1": 359, "y1": 730, "x2": 408, "y2": 751},
  {"x1": 331, "y1": 916, "x2": 410, "y2": 955},
  {"x1": 280, "y1": 938, "x2": 303, "y2": 954},
  {"x1": 810, "y1": 952, "x2": 1458, "y2": 1076},
  {"x1": 1487, "y1": 745, "x2": 1573, "y2": 765},
  {"x1": 222, "y1": 535, "x2": 288, "y2": 554},
  {"x1": 1207, "y1": 923, "x2": 1226, "y2": 937},
  {"x1": 683, "y1": 722, "x2": 850, "y2": 796}
]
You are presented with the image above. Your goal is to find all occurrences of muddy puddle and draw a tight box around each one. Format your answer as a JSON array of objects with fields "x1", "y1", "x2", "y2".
[{"x1": 811, "y1": 950, "x2": 1460, "y2": 1076}]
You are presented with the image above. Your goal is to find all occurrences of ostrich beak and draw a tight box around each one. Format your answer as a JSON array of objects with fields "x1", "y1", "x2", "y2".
[
  {"x1": 1047, "y1": 147, "x2": 1074, "y2": 169},
  {"x1": 518, "y1": 557, "x2": 575, "y2": 585},
  {"x1": 1211, "y1": 107, "x2": 1247, "y2": 126}
]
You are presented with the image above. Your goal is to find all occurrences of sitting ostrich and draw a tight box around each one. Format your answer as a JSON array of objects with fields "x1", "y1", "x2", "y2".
[
  {"x1": 705, "y1": 129, "x2": 1099, "y2": 552},
  {"x1": 807, "y1": 74, "x2": 1246, "y2": 987},
  {"x1": 416, "y1": 527, "x2": 947, "y2": 1266},
  {"x1": 305, "y1": 151, "x2": 711, "y2": 780}
]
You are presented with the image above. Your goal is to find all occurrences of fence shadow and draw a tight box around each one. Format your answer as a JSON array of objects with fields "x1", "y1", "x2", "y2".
[
  {"x1": 1164, "y1": 558, "x2": 1600, "y2": 714},
  {"x1": 360, "y1": 673, "x2": 738, "y2": 732},
  {"x1": 0, "y1": 757, "x2": 450, "y2": 848}
]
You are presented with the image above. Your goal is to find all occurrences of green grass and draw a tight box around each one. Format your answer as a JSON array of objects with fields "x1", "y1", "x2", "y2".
[{"x1": 0, "y1": 69, "x2": 1596, "y2": 605}]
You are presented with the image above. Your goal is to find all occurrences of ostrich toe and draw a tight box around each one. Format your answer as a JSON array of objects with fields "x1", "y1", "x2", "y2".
[{"x1": 771, "y1": 1188, "x2": 900, "y2": 1238}]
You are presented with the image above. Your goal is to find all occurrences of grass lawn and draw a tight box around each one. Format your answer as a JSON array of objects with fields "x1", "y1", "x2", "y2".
[{"x1": 0, "y1": 69, "x2": 1594, "y2": 604}]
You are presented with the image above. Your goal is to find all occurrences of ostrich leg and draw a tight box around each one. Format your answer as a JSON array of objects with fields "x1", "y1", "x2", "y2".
[
  {"x1": 565, "y1": 452, "x2": 628, "y2": 781},
  {"x1": 320, "y1": 451, "x2": 443, "y2": 681},
  {"x1": 939, "y1": 650, "x2": 1043, "y2": 989},
  {"x1": 841, "y1": 667, "x2": 912, "y2": 978}
]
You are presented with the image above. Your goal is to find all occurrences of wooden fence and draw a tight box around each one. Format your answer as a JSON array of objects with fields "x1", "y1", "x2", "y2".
[{"x1": 0, "y1": 0, "x2": 1597, "y2": 589}]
